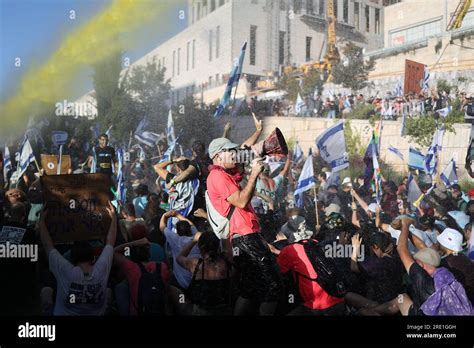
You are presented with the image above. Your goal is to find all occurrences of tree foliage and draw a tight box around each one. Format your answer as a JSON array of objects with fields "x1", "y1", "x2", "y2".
[{"x1": 332, "y1": 42, "x2": 375, "y2": 92}]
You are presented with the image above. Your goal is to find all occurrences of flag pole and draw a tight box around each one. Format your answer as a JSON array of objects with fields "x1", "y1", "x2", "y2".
[
  {"x1": 34, "y1": 158, "x2": 42, "y2": 176},
  {"x1": 313, "y1": 184, "x2": 319, "y2": 226}
]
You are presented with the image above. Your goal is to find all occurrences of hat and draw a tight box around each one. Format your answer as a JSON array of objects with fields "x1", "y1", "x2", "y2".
[
  {"x1": 281, "y1": 215, "x2": 313, "y2": 243},
  {"x1": 414, "y1": 248, "x2": 441, "y2": 267},
  {"x1": 208, "y1": 137, "x2": 240, "y2": 159},
  {"x1": 438, "y1": 228, "x2": 463, "y2": 252},
  {"x1": 368, "y1": 203, "x2": 378, "y2": 213},
  {"x1": 325, "y1": 203, "x2": 341, "y2": 216},
  {"x1": 342, "y1": 177, "x2": 352, "y2": 186}
]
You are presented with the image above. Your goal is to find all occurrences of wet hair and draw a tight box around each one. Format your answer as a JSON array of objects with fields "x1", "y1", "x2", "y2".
[
  {"x1": 176, "y1": 221, "x2": 192, "y2": 237},
  {"x1": 99, "y1": 133, "x2": 108, "y2": 139},
  {"x1": 198, "y1": 231, "x2": 220, "y2": 261},
  {"x1": 123, "y1": 203, "x2": 136, "y2": 217},
  {"x1": 368, "y1": 232, "x2": 393, "y2": 254},
  {"x1": 192, "y1": 140, "x2": 206, "y2": 157},
  {"x1": 176, "y1": 159, "x2": 190, "y2": 171},
  {"x1": 70, "y1": 241, "x2": 95, "y2": 265}
]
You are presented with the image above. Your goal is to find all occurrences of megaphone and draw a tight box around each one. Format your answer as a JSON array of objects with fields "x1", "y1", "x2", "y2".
[{"x1": 251, "y1": 128, "x2": 288, "y2": 158}]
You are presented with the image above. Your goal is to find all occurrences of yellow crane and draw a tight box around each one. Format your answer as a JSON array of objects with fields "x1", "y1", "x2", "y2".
[
  {"x1": 446, "y1": 0, "x2": 472, "y2": 31},
  {"x1": 284, "y1": 0, "x2": 340, "y2": 81}
]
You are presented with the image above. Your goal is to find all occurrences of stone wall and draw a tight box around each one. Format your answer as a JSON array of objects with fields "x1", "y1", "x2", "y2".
[{"x1": 215, "y1": 116, "x2": 473, "y2": 178}]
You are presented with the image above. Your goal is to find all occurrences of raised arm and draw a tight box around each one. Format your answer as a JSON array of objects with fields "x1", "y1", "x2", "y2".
[
  {"x1": 241, "y1": 113, "x2": 263, "y2": 148},
  {"x1": 350, "y1": 234, "x2": 362, "y2": 273},
  {"x1": 351, "y1": 188, "x2": 369, "y2": 212},
  {"x1": 159, "y1": 210, "x2": 176, "y2": 232},
  {"x1": 169, "y1": 164, "x2": 198, "y2": 186},
  {"x1": 351, "y1": 201, "x2": 361, "y2": 228},
  {"x1": 153, "y1": 159, "x2": 173, "y2": 181},
  {"x1": 227, "y1": 158, "x2": 263, "y2": 209},
  {"x1": 397, "y1": 219, "x2": 415, "y2": 273},
  {"x1": 105, "y1": 201, "x2": 117, "y2": 247},
  {"x1": 279, "y1": 151, "x2": 292, "y2": 178},
  {"x1": 176, "y1": 232, "x2": 201, "y2": 272}
]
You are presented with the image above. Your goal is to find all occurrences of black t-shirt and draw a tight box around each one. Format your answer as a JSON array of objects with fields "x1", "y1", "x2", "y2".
[
  {"x1": 94, "y1": 146, "x2": 116, "y2": 174},
  {"x1": 408, "y1": 263, "x2": 435, "y2": 313}
]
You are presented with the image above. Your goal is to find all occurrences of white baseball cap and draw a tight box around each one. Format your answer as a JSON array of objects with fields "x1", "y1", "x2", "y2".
[
  {"x1": 438, "y1": 228, "x2": 464, "y2": 252},
  {"x1": 342, "y1": 177, "x2": 352, "y2": 186}
]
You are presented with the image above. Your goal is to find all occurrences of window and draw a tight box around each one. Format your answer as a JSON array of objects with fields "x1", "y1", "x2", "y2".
[
  {"x1": 216, "y1": 26, "x2": 220, "y2": 59},
  {"x1": 343, "y1": 0, "x2": 348, "y2": 23},
  {"x1": 219, "y1": 0, "x2": 225, "y2": 6},
  {"x1": 192, "y1": 40, "x2": 196, "y2": 68},
  {"x1": 209, "y1": 29, "x2": 213, "y2": 61},
  {"x1": 389, "y1": 19, "x2": 442, "y2": 46},
  {"x1": 250, "y1": 25, "x2": 257, "y2": 65},
  {"x1": 177, "y1": 48, "x2": 181, "y2": 75},
  {"x1": 197, "y1": 2, "x2": 201, "y2": 20},
  {"x1": 211, "y1": 0, "x2": 216, "y2": 11},
  {"x1": 293, "y1": 0, "x2": 302, "y2": 14},
  {"x1": 186, "y1": 42, "x2": 190, "y2": 71},
  {"x1": 280, "y1": 0, "x2": 286, "y2": 11},
  {"x1": 306, "y1": 36, "x2": 312, "y2": 61},
  {"x1": 306, "y1": 0, "x2": 314, "y2": 14},
  {"x1": 365, "y1": 5, "x2": 370, "y2": 32},
  {"x1": 319, "y1": 0, "x2": 324, "y2": 16},
  {"x1": 375, "y1": 8, "x2": 380, "y2": 35},
  {"x1": 334, "y1": 0, "x2": 338, "y2": 20},
  {"x1": 172, "y1": 50, "x2": 176, "y2": 77},
  {"x1": 279, "y1": 31, "x2": 285, "y2": 65},
  {"x1": 354, "y1": 2, "x2": 359, "y2": 29}
]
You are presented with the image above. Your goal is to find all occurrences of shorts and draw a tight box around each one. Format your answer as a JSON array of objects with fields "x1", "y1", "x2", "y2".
[{"x1": 231, "y1": 233, "x2": 282, "y2": 303}]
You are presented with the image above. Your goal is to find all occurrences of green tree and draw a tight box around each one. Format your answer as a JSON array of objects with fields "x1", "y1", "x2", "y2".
[{"x1": 332, "y1": 42, "x2": 375, "y2": 92}]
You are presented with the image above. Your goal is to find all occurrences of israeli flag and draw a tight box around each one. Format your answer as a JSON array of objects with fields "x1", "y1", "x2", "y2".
[
  {"x1": 214, "y1": 41, "x2": 247, "y2": 118},
  {"x1": 388, "y1": 145, "x2": 404, "y2": 161},
  {"x1": 160, "y1": 140, "x2": 177, "y2": 163},
  {"x1": 3, "y1": 145, "x2": 12, "y2": 182},
  {"x1": 294, "y1": 149, "x2": 315, "y2": 209},
  {"x1": 315, "y1": 121, "x2": 349, "y2": 172},
  {"x1": 116, "y1": 148, "x2": 127, "y2": 203},
  {"x1": 167, "y1": 109, "x2": 176, "y2": 145},
  {"x1": 18, "y1": 139, "x2": 35, "y2": 176},
  {"x1": 293, "y1": 142, "x2": 303, "y2": 163},
  {"x1": 440, "y1": 159, "x2": 458, "y2": 188},
  {"x1": 424, "y1": 125, "x2": 444, "y2": 175},
  {"x1": 422, "y1": 65, "x2": 430, "y2": 91},
  {"x1": 407, "y1": 174, "x2": 423, "y2": 206},
  {"x1": 394, "y1": 79, "x2": 403, "y2": 97},
  {"x1": 295, "y1": 93, "x2": 305, "y2": 115},
  {"x1": 170, "y1": 178, "x2": 200, "y2": 217},
  {"x1": 435, "y1": 105, "x2": 452, "y2": 118}
]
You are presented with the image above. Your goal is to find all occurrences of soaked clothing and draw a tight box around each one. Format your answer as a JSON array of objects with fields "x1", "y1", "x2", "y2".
[
  {"x1": 94, "y1": 146, "x2": 116, "y2": 175},
  {"x1": 232, "y1": 233, "x2": 282, "y2": 302},
  {"x1": 188, "y1": 258, "x2": 231, "y2": 315}
]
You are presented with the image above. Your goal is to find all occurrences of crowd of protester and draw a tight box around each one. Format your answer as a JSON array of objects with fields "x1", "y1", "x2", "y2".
[{"x1": 1, "y1": 113, "x2": 474, "y2": 317}]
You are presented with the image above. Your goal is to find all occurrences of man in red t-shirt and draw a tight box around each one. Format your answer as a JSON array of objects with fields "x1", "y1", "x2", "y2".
[{"x1": 206, "y1": 118, "x2": 282, "y2": 315}]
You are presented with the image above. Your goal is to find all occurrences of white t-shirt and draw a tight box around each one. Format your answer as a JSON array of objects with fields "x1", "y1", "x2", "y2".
[
  {"x1": 164, "y1": 226, "x2": 201, "y2": 289},
  {"x1": 387, "y1": 225, "x2": 418, "y2": 254},
  {"x1": 49, "y1": 245, "x2": 113, "y2": 316}
]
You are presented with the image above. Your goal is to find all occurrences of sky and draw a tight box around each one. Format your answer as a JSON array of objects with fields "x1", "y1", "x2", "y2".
[{"x1": 0, "y1": 0, "x2": 188, "y2": 101}]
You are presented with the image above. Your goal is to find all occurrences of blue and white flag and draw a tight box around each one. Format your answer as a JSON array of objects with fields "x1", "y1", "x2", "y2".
[
  {"x1": 3, "y1": 145, "x2": 12, "y2": 182},
  {"x1": 294, "y1": 149, "x2": 315, "y2": 209},
  {"x1": 167, "y1": 109, "x2": 176, "y2": 145},
  {"x1": 105, "y1": 125, "x2": 113, "y2": 139},
  {"x1": 315, "y1": 121, "x2": 349, "y2": 172},
  {"x1": 91, "y1": 146, "x2": 97, "y2": 174},
  {"x1": 160, "y1": 140, "x2": 177, "y2": 163},
  {"x1": 343, "y1": 98, "x2": 351, "y2": 110},
  {"x1": 435, "y1": 105, "x2": 452, "y2": 118},
  {"x1": 408, "y1": 147, "x2": 426, "y2": 171},
  {"x1": 91, "y1": 123, "x2": 101, "y2": 139},
  {"x1": 214, "y1": 41, "x2": 247, "y2": 118},
  {"x1": 295, "y1": 93, "x2": 305, "y2": 115},
  {"x1": 422, "y1": 65, "x2": 430, "y2": 91},
  {"x1": 116, "y1": 148, "x2": 127, "y2": 203},
  {"x1": 293, "y1": 142, "x2": 303, "y2": 163},
  {"x1": 394, "y1": 79, "x2": 403, "y2": 97},
  {"x1": 388, "y1": 145, "x2": 404, "y2": 161},
  {"x1": 440, "y1": 159, "x2": 458, "y2": 187},
  {"x1": 18, "y1": 138, "x2": 35, "y2": 176},
  {"x1": 170, "y1": 178, "x2": 200, "y2": 217},
  {"x1": 424, "y1": 125, "x2": 444, "y2": 175},
  {"x1": 51, "y1": 131, "x2": 68, "y2": 147}
]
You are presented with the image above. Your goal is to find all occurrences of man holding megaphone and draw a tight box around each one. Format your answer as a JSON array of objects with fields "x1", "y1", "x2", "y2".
[{"x1": 206, "y1": 114, "x2": 288, "y2": 315}]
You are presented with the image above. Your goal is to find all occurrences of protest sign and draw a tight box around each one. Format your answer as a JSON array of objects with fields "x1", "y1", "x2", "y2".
[
  {"x1": 41, "y1": 154, "x2": 71, "y2": 175},
  {"x1": 41, "y1": 174, "x2": 112, "y2": 244},
  {"x1": 0, "y1": 226, "x2": 27, "y2": 244}
]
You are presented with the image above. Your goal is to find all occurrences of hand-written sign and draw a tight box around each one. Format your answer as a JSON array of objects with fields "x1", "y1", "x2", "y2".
[
  {"x1": 41, "y1": 174, "x2": 112, "y2": 244},
  {"x1": 41, "y1": 154, "x2": 71, "y2": 175}
]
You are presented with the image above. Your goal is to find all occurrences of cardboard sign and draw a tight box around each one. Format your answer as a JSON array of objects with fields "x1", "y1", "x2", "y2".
[
  {"x1": 41, "y1": 154, "x2": 71, "y2": 175},
  {"x1": 0, "y1": 226, "x2": 26, "y2": 244},
  {"x1": 404, "y1": 59, "x2": 425, "y2": 95},
  {"x1": 41, "y1": 174, "x2": 112, "y2": 244}
]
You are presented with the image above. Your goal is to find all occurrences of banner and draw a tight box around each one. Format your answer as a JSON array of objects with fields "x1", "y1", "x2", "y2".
[
  {"x1": 51, "y1": 131, "x2": 68, "y2": 147},
  {"x1": 41, "y1": 154, "x2": 71, "y2": 175},
  {"x1": 41, "y1": 174, "x2": 112, "y2": 244},
  {"x1": 316, "y1": 121, "x2": 349, "y2": 172}
]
